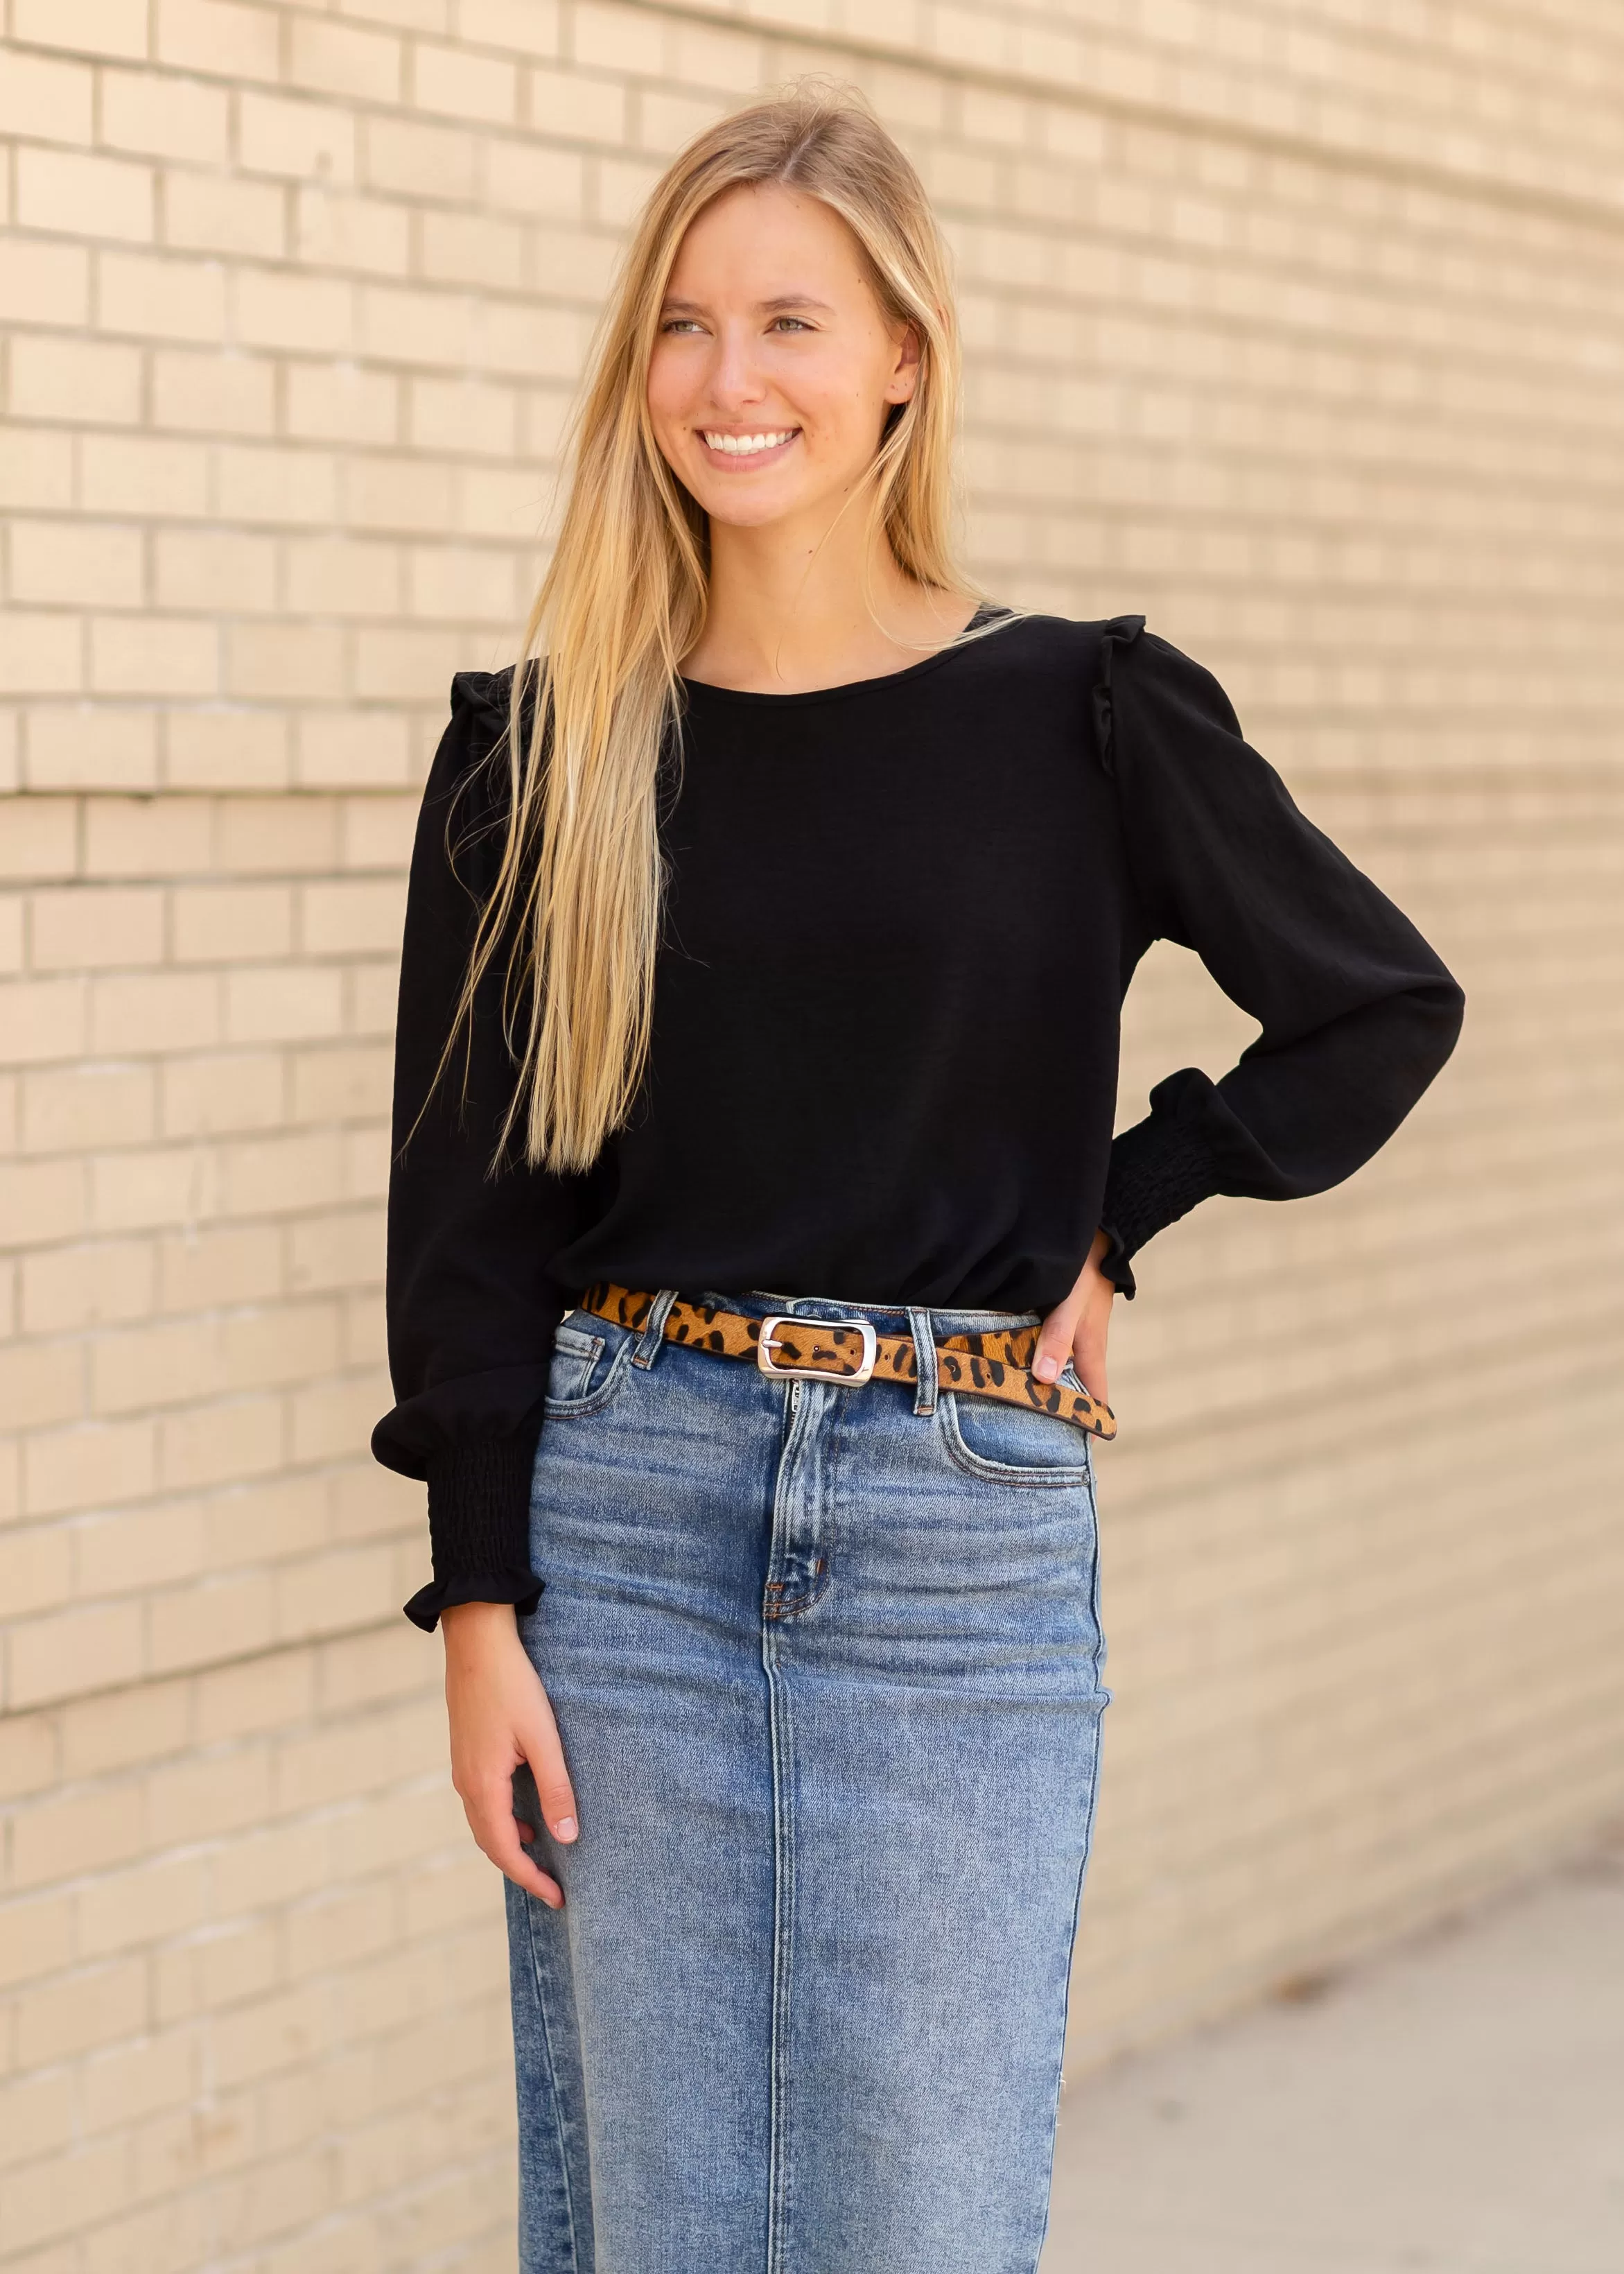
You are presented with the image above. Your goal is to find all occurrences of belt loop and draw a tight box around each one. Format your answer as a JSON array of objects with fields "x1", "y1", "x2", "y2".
[
  {"x1": 907, "y1": 1305, "x2": 939, "y2": 1416},
  {"x1": 632, "y1": 1287, "x2": 680, "y2": 1369}
]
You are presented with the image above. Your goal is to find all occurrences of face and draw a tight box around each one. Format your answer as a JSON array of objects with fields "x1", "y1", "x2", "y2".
[{"x1": 645, "y1": 180, "x2": 920, "y2": 532}]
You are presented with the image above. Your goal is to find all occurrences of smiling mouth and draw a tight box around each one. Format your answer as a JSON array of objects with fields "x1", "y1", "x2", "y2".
[{"x1": 700, "y1": 428, "x2": 800, "y2": 460}]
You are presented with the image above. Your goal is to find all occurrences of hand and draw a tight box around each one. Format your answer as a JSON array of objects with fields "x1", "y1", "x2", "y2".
[
  {"x1": 441, "y1": 1600, "x2": 579, "y2": 1909},
  {"x1": 1032, "y1": 1225, "x2": 1117, "y2": 1409}
]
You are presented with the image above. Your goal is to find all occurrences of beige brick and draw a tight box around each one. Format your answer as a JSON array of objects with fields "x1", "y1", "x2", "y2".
[
  {"x1": 0, "y1": 1313, "x2": 85, "y2": 1427},
  {"x1": 525, "y1": 62, "x2": 625, "y2": 144},
  {"x1": 30, "y1": 883, "x2": 165, "y2": 968},
  {"x1": 21, "y1": 1240, "x2": 155, "y2": 1335},
  {"x1": 293, "y1": 181, "x2": 412, "y2": 278},
  {"x1": 101, "y1": 66, "x2": 229, "y2": 162},
  {"x1": 196, "y1": 1468, "x2": 325, "y2": 1572},
  {"x1": 0, "y1": 2141, "x2": 129, "y2": 2257},
  {"x1": 288, "y1": 1043, "x2": 390, "y2": 1126},
  {"x1": 145, "y1": 1741, "x2": 274, "y2": 1850},
  {"x1": 14, "y1": 0, "x2": 150, "y2": 58},
  {"x1": 0, "y1": 1525, "x2": 73, "y2": 1640},
  {"x1": 193, "y1": 1643, "x2": 313, "y2": 1742},
  {"x1": 0, "y1": 978, "x2": 91, "y2": 1068},
  {"x1": 89, "y1": 616, "x2": 218, "y2": 701},
  {"x1": 98, "y1": 248, "x2": 228, "y2": 342},
  {"x1": 341, "y1": 449, "x2": 457, "y2": 537},
  {"x1": 21, "y1": 1414, "x2": 156, "y2": 1522},
  {"x1": 216, "y1": 442, "x2": 339, "y2": 528},
  {"x1": 26, "y1": 707, "x2": 161, "y2": 794},
  {"x1": 406, "y1": 540, "x2": 518, "y2": 624},
  {"x1": 17, "y1": 148, "x2": 154, "y2": 243},
  {"x1": 89, "y1": 969, "x2": 220, "y2": 1055},
  {"x1": 76, "y1": 1852, "x2": 211, "y2": 1959},
  {"x1": 155, "y1": 0, "x2": 280, "y2": 81},
  {"x1": 288, "y1": 15, "x2": 403, "y2": 103},
  {"x1": 0, "y1": 48, "x2": 95, "y2": 146},
  {"x1": 0, "y1": 1710, "x2": 59, "y2": 1804},
  {"x1": 275, "y1": 1543, "x2": 396, "y2": 1642},
  {"x1": 238, "y1": 90, "x2": 356, "y2": 184},
  {"x1": 82, "y1": 2026, "x2": 198, "y2": 2133},
  {"x1": 210, "y1": 1977, "x2": 336, "y2": 2090},
  {"x1": 21, "y1": 1063, "x2": 157, "y2": 1154},
  {"x1": 173, "y1": 880, "x2": 293, "y2": 963},
  {"x1": 279, "y1": 534, "x2": 398, "y2": 623},
  {"x1": 571, "y1": 1, "x2": 667, "y2": 76},
  {"x1": 10, "y1": 336, "x2": 142, "y2": 428},
  {"x1": 148, "y1": 1570, "x2": 276, "y2": 1673},
  {"x1": 0, "y1": 427, "x2": 76, "y2": 514},
  {"x1": 483, "y1": 133, "x2": 583, "y2": 219},
  {"x1": 1, "y1": 1156, "x2": 88, "y2": 1247},
  {"x1": 0, "y1": 799, "x2": 78, "y2": 883},
  {"x1": 233, "y1": 265, "x2": 355, "y2": 356},
  {"x1": 298, "y1": 878, "x2": 404, "y2": 956},
  {"x1": 0, "y1": 2063, "x2": 77, "y2": 2170},
  {"x1": 87, "y1": 1137, "x2": 222, "y2": 1233},
  {"x1": 166, "y1": 705, "x2": 290, "y2": 792},
  {"x1": 79, "y1": 431, "x2": 211, "y2": 518},
  {"x1": 410, "y1": 40, "x2": 518, "y2": 124},
  {"x1": 58, "y1": 1664, "x2": 182, "y2": 1784},
  {"x1": 0, "y1": 238, "x2": 91, "y2": 327},
  {"x1": 0, "y1": 614, "x2": 85, "y2": 700},
  {"x1": 162, "y1": 165, "x2": 286, "y2": 259},
  {"x1": 160, "y1": 1054, "x2": 285, "y2": 1140},
  {"x1": 224, "y1": 622, "x2": 347, "y2": 704},
  {"x1": 216, "y1": 797, "x2": 337, "y2": 875},
  {"x1": 84, "y1": 795, "x2": 211, "y2": 880},
  {"x1": 159, "y1": 1393, "x2": 283, "y2": 1492},
  {"x1": 74, "y1": 1500, "x2": 205, "y2": 1592},
  {"x1": 361, "y1": 112, "x2": 479, "y2": 202},
  {"x1": 295, "y1": 710, "x2": 411, "y2": 790},
  {"x1": 340, "y1": 790, "x2": 417, "y2": 872},
  {"x1": 283, "y1": 364, "x2": 399, "y2": 449},
  {"x1": 461, "y1": 0, "x2": 561, "y2": 59},
  {"x1": 221, "y1": 1127, "x2": 345, "y2": 1215},
  {"x1": 224, "y1": 963, "x2": 345, "y2": 1045},
  {"x1": 152, "y1": 345, "x2": 277, "y2": 437},
  {"x1": 0, "y1": 1882, "x2": 73, "y2": 1992},
  {"x1": 287, "y1": 1208, "x2": 383, "y2": 1300},
  {"x1": 154, "y1": 526, "x2": 278, "y2": 615},
  {"x1": 8, "y1": 1600, "x2": 146, "y2": 1710},
  {"x1": 408, "y1": 372, "x2": 519, "y2": 458},
  {"x1": 430, "y1": 216, "x2": 537, "y2": 312}
]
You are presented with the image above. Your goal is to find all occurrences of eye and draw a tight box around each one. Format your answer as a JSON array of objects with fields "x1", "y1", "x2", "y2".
[
  {"x1": 769, "y1": 315, "x2": 813, "y2": 332},
  {"x1": 660, "y1": 316, "x2": 706, "y2": 334}
]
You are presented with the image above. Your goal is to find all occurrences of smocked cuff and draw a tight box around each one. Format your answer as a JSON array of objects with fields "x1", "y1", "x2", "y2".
[
  {"x1": 402, "y1": 1433, "x2": 543, "y2": 1634},
  {"x1": 1100, "y1": 1111, "x2": 1224, "y2": 1285}
]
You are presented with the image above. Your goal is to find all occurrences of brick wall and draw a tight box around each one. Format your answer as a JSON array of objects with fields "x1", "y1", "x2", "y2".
[{"x1": 3, "y1": 1, "x2": 1621, "y2": 2264}]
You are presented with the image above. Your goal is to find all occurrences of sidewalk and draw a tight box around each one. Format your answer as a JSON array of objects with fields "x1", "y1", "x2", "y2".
[{"x1": 1042, "y1": 1839, "x2": 1624, "y2": 2274}]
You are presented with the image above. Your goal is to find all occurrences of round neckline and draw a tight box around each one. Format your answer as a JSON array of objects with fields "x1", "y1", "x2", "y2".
[{"x1": 677, "y1": 600, "x2": 1013, "y2": 708}]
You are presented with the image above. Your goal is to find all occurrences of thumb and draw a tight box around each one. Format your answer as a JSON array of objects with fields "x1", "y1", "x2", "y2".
[{"x1": 1032, "y1": 1299, "x2": 1082, "y2": 1384}]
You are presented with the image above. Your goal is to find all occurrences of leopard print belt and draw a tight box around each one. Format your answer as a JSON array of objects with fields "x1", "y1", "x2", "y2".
[{"x1": 575, "y1": 1283, "x2": 1117, "y2": 1441}]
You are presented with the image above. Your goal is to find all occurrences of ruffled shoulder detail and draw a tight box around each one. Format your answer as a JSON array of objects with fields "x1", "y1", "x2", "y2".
[{"x1": 1090, "y1": 612, "x2": 1147, "y2": 780}]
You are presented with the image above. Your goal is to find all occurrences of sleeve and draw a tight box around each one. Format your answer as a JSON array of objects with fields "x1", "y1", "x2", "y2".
[
  {"x1": 370, "y1": 668, "x2": 593, "y2": 1633},
  {"x1": 1092, "y1": 617, "x2": 1466, "y2": 1297}
]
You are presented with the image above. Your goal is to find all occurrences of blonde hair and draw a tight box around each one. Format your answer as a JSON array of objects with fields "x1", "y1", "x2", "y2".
[{"x1": 442, "y1": 78, "x2": 999, "y2": 1174}]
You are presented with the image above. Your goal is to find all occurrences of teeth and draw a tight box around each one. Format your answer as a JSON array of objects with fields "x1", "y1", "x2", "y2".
[{"x1": 702, "y1": 429, "x2": 796, "y2": 455}]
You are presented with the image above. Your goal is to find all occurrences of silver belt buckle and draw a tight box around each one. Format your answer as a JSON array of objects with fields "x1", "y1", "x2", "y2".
[{"x1": 757, "y1": 1313, "x2": 878, "y2": 1386}]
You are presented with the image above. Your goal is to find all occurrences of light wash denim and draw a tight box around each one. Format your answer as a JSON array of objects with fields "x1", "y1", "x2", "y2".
[{"x1": 507, "y1": 1286, "x2": 1110, "y2": 2274}]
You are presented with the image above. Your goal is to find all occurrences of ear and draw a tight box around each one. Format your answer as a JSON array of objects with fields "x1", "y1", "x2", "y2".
[{"x1": 884, "y1": 320, "x2": 923, "y2": 405}]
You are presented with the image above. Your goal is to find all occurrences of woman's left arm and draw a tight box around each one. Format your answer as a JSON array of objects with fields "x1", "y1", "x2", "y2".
[{"x1": 1037, "y1": 619, "x2": 1467, "y2": 1390}]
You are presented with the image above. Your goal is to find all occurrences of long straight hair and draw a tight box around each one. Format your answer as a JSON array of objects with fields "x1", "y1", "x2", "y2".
[{"x1": 439, "y1": 80, "x2": 998, "y2": 1174}]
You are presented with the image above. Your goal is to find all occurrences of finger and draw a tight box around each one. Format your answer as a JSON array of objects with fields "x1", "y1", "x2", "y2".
[
  {"x1": 466, "y1": 1782, "x2": 566, "y2": 1907},
  {"x1": 1033, "y1": 1301, "x2": 1082, "y2": 1383},
  {"x1": 517, "y1": 1696, "x2": 579, "y2": 1844},
  {"x1": 1071, "y1": 1337, "x2": 1109, "y2": 1408}
]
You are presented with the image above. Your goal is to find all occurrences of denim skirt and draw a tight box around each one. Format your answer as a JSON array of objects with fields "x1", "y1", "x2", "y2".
[{"x1": 507, "y1": 1287, "x2": 1111, "y2": 2274}]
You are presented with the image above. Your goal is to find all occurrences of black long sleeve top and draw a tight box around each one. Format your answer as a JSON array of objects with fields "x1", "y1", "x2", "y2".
[{"x1": 372, "y1": 607, "x2": 1465, "y2": 1632}]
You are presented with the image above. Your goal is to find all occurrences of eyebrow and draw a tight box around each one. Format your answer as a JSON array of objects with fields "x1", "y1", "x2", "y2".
[{"x1": 658, "y1": 294, "x2": 837, "y2": 317}]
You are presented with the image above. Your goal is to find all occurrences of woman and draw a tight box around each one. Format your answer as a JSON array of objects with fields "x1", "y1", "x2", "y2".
[{"x1": 372, "y1": 82, "x2": 1465, "y2": 2274}]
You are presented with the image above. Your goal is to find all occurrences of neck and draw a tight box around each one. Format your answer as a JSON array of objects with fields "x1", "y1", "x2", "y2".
[{"x1": 687, "y1": 498, "x2": 975, "y2": 695}]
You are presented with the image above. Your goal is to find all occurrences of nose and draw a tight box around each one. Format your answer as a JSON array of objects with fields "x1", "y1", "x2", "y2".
[{"x1": 707, "y1": 320, "x2": 769, "y2": 411}]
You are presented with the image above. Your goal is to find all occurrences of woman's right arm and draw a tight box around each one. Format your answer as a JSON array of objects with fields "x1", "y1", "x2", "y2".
[{"x1": 371, "y1": 666, "x2": 592, "y2": 1905}]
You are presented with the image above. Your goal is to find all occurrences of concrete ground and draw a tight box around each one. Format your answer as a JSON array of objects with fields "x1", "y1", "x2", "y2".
[{"x1": 1042, "y1": 1842, "x2": 1624, "y2": 2274}]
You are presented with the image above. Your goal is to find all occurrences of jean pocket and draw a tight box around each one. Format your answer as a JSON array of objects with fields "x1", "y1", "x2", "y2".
[
  {"x1": 543, "y1": 1314, "x2": 634, "y2": 1416},
  {"x1": 938, "y1": 1381, "x2": 1096, "y2": 1488}
]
